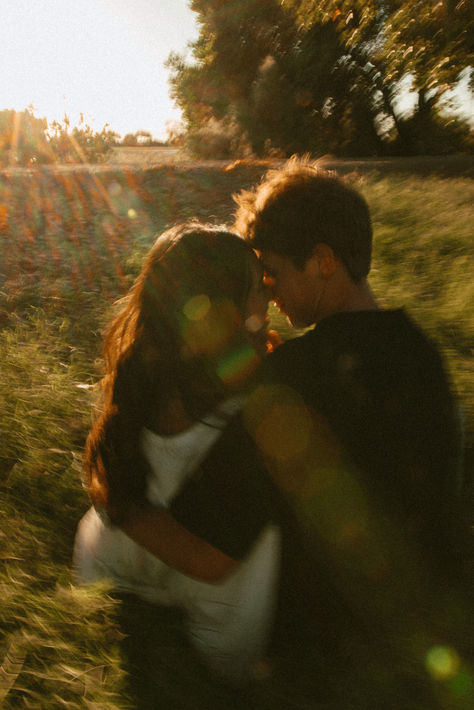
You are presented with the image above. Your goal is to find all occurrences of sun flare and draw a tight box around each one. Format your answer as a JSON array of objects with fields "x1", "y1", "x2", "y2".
[{"x1": 0, "y1": 0, "x2": 198, "y2": 140}]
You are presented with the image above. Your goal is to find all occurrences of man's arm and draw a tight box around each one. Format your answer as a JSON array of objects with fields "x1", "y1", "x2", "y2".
[{"x1": 120, "y1": 502, "x2": 238, "y2": 583}]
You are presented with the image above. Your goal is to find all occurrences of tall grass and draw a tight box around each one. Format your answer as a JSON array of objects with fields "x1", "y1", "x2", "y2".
[{"x1": 0, "y1": 163, "x2": 472, "y2": 708}]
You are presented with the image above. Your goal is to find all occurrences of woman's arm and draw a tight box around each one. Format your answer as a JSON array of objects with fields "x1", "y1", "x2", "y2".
[{"x1": 119, "y1": 502, "x2": 238, "y2": 583}]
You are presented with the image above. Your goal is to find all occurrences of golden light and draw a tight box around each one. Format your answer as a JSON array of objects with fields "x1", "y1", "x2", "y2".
[
  {"x1": 183, "y1": 294, "x2": 211, "y2": 322},
  {"x1": 182, "y1": 299, "x2": 240, "y2": 356},
  {"x1": 425, "y1": 645, "x2": 460, "y2": 680}
]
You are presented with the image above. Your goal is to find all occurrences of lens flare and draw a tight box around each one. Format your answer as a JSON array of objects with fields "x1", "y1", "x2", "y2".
[
  {"x1": 425, "y1": 645, "x2": 460, "y2": 680},
  {"x1": 217, "y1": 343, "x2": 260, "y2": 387},
  {"x1": 182, "y1": 299, "x2": 240, "y2": 356},
  {"x1": 183, "y1": 294, "x2": 211, "y2": 322},
  {"x1": 245, "y1": 314, "x2": 264, "y2": 333},
  {"x1": 255, "y1": 403, "x2": 313, "y2": 461}
]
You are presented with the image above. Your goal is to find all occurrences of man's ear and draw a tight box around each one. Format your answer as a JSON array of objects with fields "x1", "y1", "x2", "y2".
[{"x1": 311, "y1": 243, "x2": 338, "y2": 278}]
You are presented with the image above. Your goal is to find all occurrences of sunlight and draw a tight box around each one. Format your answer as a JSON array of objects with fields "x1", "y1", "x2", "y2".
[
  {"x1": 0, "y1": 0, "x2": 198, "y2": 140},
  {"x1": 426, "y1": 645, "x2": 461, "y2": 680}
]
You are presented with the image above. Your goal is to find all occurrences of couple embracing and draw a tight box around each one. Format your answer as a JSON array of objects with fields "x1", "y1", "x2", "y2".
[{"x1": 74, "y1": 158, "x2": 466, "y2": 707}]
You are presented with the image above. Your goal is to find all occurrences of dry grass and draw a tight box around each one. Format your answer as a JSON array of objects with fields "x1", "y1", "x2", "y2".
[{"x1": 0, "y1": 162, "x2": 472, "y2": 708}]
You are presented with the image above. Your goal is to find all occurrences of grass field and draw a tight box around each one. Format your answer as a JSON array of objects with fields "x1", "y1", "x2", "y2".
[{"x1": 0, "y1": 159, "x2": 473, "y2": 708}]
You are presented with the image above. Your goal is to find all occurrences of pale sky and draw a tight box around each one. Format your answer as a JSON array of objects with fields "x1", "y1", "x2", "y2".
[{"x1": 0, "y1": 0, "x2": 199, "y2": 140}]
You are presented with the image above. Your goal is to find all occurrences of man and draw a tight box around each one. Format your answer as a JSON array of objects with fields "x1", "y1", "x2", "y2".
[
  {"x1": 228, "y1": 157, "x2": 469, "y2": 695},
  {"x1": 232, "y1": 157, "x2": 463, "y2": 576},
  {"x1": 169, "y1": 158, "x2": 468, "y2": 702}
]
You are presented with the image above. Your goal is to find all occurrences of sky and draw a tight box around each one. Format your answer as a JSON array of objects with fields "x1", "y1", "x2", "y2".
[{"x1": 0, "y1": 0, "x2": 199, "y2": 140}]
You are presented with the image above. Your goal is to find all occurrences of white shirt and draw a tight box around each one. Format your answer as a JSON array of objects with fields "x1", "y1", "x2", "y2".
[{"x1": 73, "y1": 398, "x2": 280, "y2": 682}]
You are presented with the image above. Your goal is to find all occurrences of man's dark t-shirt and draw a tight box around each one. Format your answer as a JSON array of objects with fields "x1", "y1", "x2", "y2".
[
  {"x1": 173, "y1": 309, "x2": 462, "y2": 558},
  {"x1": 171, "y1": 309, "x2": 465, "y2": 648},
  {"x1": 259, "y1": 309, "x2": 462, "y2": 545},
  {"x1": 172, "y1": 310, "x2": 469, "y2": 698}
]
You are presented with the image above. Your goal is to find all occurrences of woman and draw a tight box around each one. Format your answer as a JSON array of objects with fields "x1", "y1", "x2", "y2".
[{"x1": 74, "y1": 222, "x2": 281, "y2": 685}]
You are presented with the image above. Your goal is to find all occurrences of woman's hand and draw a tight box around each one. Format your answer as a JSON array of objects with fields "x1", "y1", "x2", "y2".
[{"x1": 120, "y1": 502, "x2": 238, "y2": 583}]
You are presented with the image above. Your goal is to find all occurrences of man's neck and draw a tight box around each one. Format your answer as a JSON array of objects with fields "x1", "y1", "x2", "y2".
[{"x1": 339, "y1": 279, "x2": 379, "y2": 313}]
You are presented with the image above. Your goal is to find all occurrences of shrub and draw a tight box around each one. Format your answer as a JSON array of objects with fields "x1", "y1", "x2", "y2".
[
  {"x1": 0, "y1": 108, "x2": 52, "y2": 166},
  {"x1": 185, "y1": 118, "x2": 253, "y2": 159},
  {"x1": 48, "y1": 115, "x2": 119, "y2": 164}
]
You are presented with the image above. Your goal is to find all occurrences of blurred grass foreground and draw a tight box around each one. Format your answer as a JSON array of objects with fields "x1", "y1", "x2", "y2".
[{"x1": 0, "y1": 159, "x2": 473, "y2": 708}]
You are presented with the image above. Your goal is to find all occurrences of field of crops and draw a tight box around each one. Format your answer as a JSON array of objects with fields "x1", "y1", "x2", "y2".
[{"x1": 0, "y1": 160, "x2": 473, "y2": 708}]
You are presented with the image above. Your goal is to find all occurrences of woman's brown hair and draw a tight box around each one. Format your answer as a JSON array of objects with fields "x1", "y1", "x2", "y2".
[{"x1": 84, "y1": 223, "x2": 259, "y2": 524}]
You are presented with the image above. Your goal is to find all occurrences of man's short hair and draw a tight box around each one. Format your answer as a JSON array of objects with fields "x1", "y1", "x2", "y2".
[{"x1": 233, "y1": 156, "x2": 372, "y2": 281}]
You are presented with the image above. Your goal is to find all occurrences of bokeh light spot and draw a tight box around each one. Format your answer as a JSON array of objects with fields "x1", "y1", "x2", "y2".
[
  {"x1": 108, "y1": 181, "x2": 122, "y2": 197},
  {"x1": 425, "y1": 645, "x2": 460, "y2": 680},
  {"x1": 183, "y1": 294, "x2": 211, "y2": 322},
  {"x1": 245, "y1": 314, "x2": 263, "y2": 333},
  {"x1": 217, "y1": 344, "x2": 259, "y2": 387},
  {"x1": 256, "y1": 403, "x2": 312, "y2": 460},
  {"x1": 128, "y1": 208, "x2": 137, "y2": 219},
  {"x1": 182, "y1": 299, "x2": 240, "y2": 356}
]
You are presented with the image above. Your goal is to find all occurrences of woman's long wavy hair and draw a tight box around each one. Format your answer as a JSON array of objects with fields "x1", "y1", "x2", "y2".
[{"x1": 84, "y1": 222, "x2": 259, "y2": 524}]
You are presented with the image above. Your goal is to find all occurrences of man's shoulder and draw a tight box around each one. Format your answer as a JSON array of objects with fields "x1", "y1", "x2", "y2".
[
  {"x1": 264, "y1": 309, "x2": 411, "y2": 364},
  {"x1": 271, "y1": 308, "x2": 434, "y2": 351},
  {"x1": 260, "y1": 307, "x2": 444, "y2": 388},
  {"x1": 261, "y1": 327, "x2": 319, "y2": 380}
]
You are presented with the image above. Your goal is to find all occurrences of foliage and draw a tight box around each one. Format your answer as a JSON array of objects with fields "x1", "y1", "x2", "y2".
[
  {"x1": 0, "y1": 109, "x2": 119, "y2": 165},
  {"x1": 280, "y1": 0, "x2": 474, "y2": 151},
  {"x1": 164, "y1": 119, "x2": 187, "y2": 146},
  {"x1": 48, "y1": 114, "x2": 119, "y2": 163},
  {"x1": 0, "y1": 108, "x2": 52, "y2": 166},
  {"x1": 121, "y1": 130, "x2": 152, "y2": 146},
  {"x1": 0, "y1": 161, "x2": 473, "y2": 707},
  {"x1": 383, "y1": 0, "x2": 474, "y2": 94},
  {"x1": 167, "y1": 0, "x2": 298, "y2": 157},
  {"x1": 184, "y1": 117, "x2": 254, "y2": 159},
  {"x1": 169, "y1": 0, "x2": 474, "y2": 156},
  {"x1": 121, "y1": 130, "x2": 167, "y2": 147}
]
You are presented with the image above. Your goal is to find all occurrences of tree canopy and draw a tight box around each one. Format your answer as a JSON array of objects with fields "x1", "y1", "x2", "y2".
[{"x1": 167, "y1": 0, "x2": 473, "y2": 157}]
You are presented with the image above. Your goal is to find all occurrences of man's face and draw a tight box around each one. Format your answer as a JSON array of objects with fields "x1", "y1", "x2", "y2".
[
  {"x1": 243, "y1": 257, "x2": 270, "y2": 356},
  {"x1": 258, "y1": 250, "x2": 325, "y2": 328}
]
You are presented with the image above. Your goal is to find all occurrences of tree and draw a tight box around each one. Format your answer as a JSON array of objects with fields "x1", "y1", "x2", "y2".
[
  {"x1": 122, "y1": 133, "x2": 139, "y2": 146},
  {"x1": 384, "y1": 0, "x2": 474, "y2": 96},
  {"x1": 286, "y1": 0, "x2": 474, "y2": 151},
  {"x1": 164, "y1": 120, "x2": 186, "y2": 147},
  {"x1": 168, "y1": 0, "x2": 473, "y2": 156},
  {"x1": 168, "y1": 0, "x2": 299, "y2": 156},
  {"x1": 122, "y1": 130, "x2": 155, "y2": 146},
  {"x1": 0, "y1": 109, "x2": 120, "y2": 165},
  {"x1": 0, "y1": 108, "x2": 51, "y2": 166},
  {"x1": 168, "y1": 0, "x2": 388, "y2": 156}
]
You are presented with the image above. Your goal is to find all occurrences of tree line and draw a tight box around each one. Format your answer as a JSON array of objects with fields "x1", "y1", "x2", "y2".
[
  {"x1": 167, "y1": 0, "x2": 474, "y2": 158},
  {"x1": 0, "y1": 110, "x2": 173, "y2": 167},
  {"x1": 0, "y1": 109, "x2": 121, "y2": 166}
]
